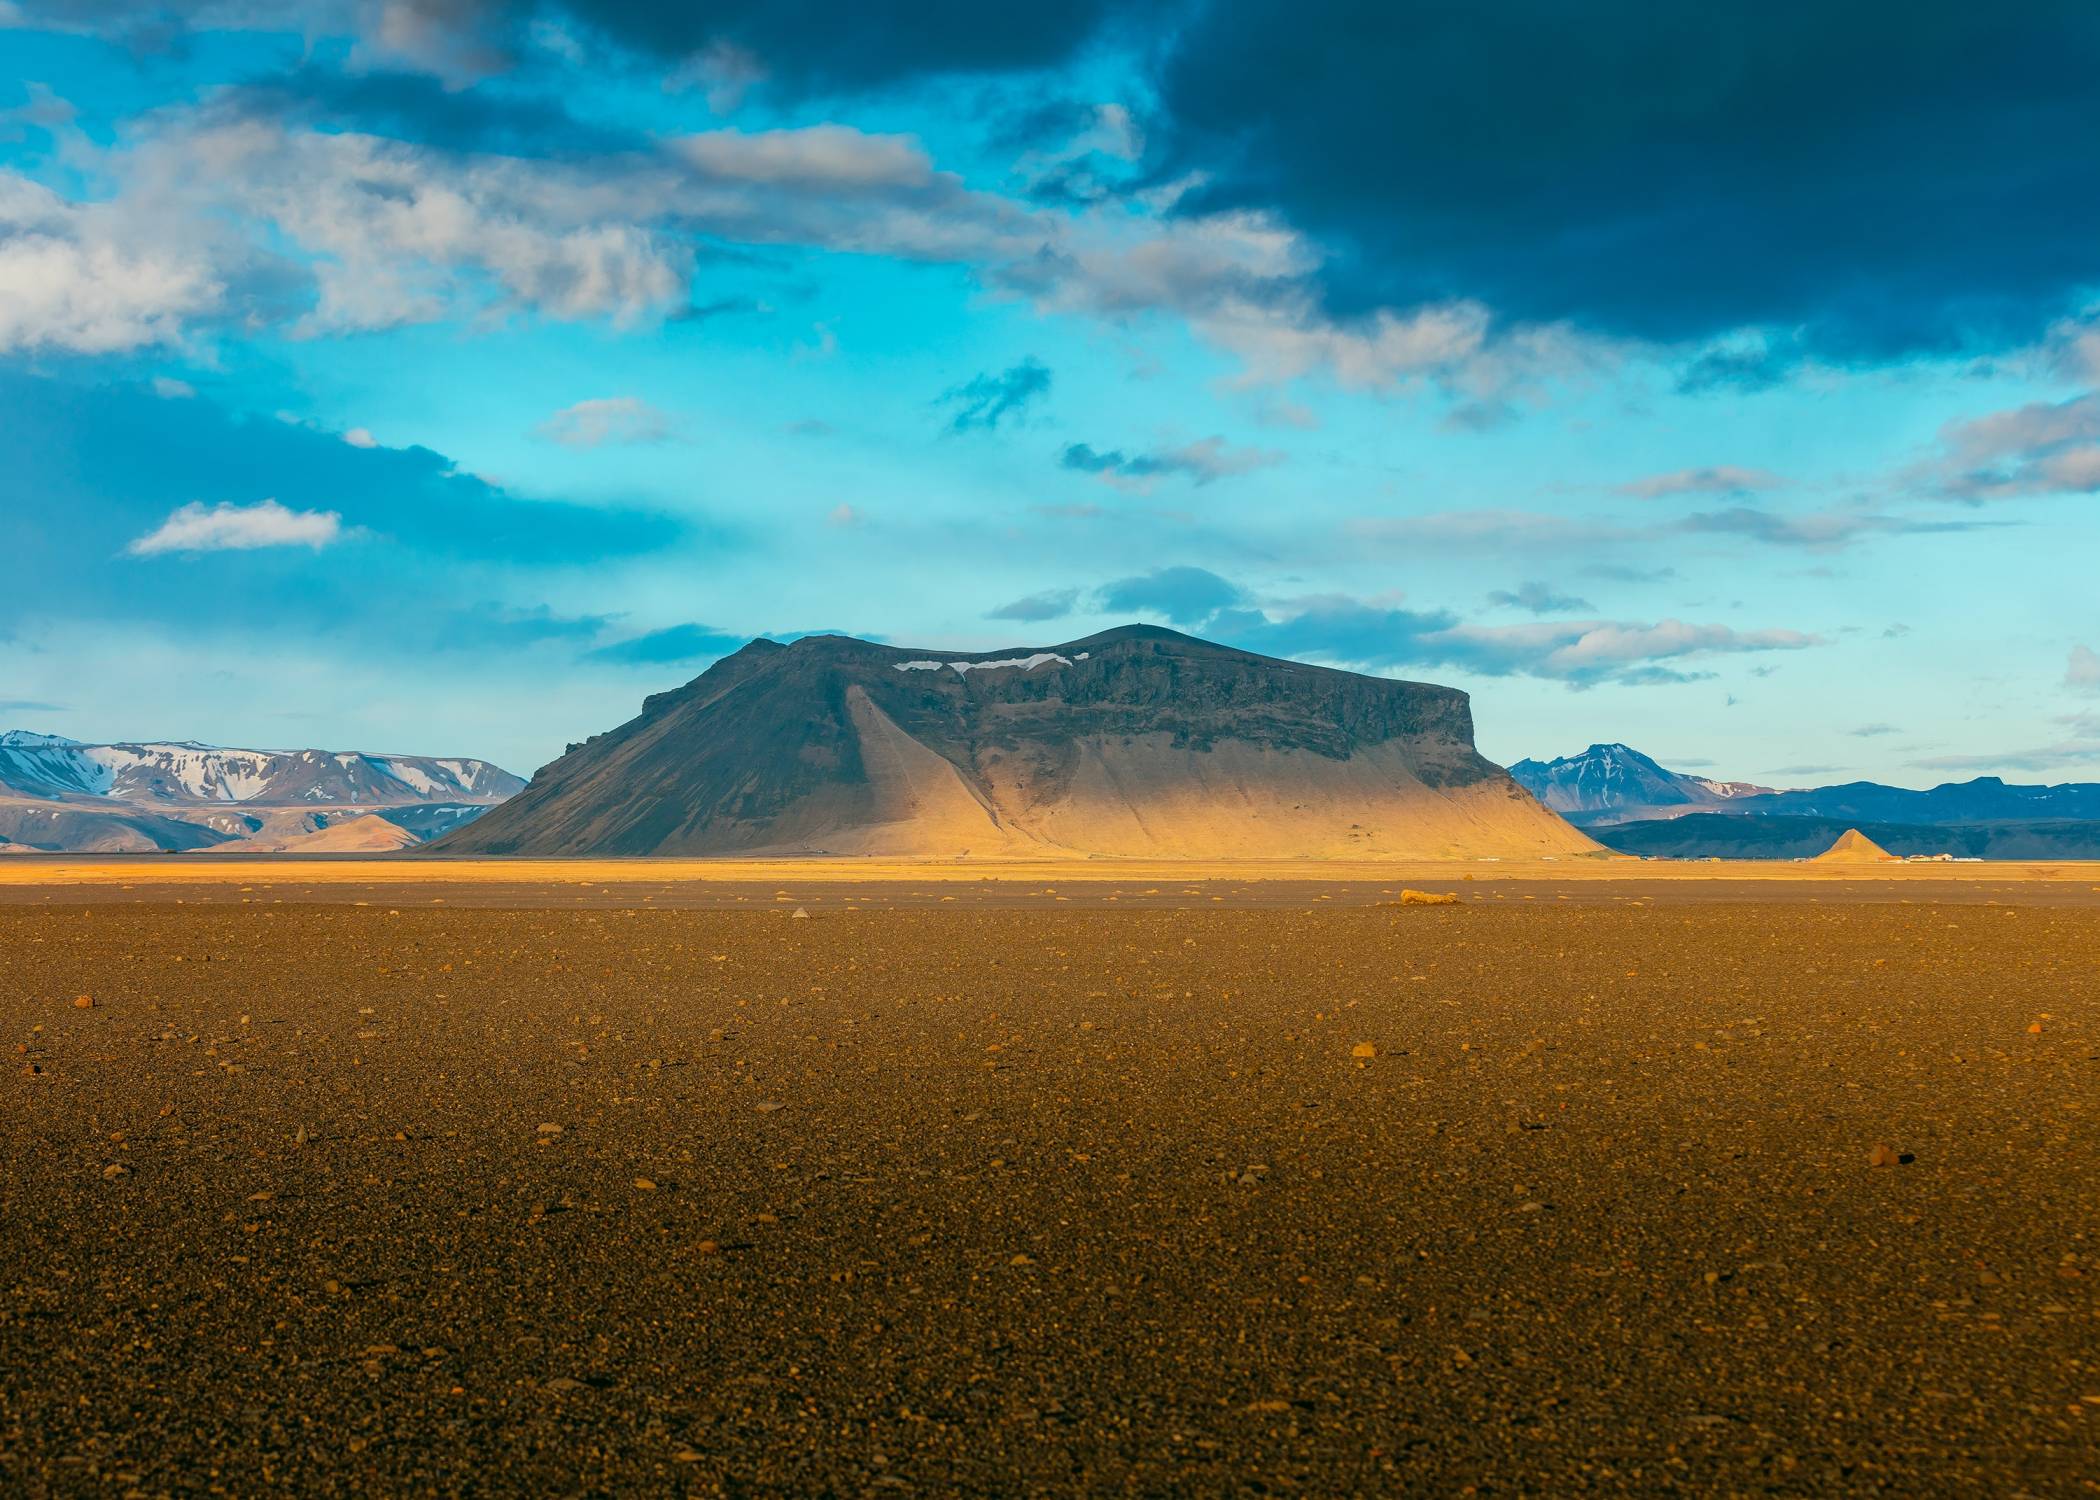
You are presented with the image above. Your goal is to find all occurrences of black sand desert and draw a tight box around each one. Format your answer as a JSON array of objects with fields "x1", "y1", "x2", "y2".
[{"x1": 5, "y1": 864, "x2": 2096, "y2": 1496}]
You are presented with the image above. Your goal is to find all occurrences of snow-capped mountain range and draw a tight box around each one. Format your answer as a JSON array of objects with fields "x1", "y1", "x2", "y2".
[{"x1": 0, "y1": 731, "x2": 523, "y2": 806}]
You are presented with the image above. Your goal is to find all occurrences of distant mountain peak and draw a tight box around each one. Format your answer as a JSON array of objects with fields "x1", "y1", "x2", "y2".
[{"x1": 1509, "y1": 743, "x2": 1773, "y2": 824}]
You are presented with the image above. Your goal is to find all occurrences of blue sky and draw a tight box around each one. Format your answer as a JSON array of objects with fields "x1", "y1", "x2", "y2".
[{"x1": 3, "y1": 1, "x2": 2098, "y2": 783}]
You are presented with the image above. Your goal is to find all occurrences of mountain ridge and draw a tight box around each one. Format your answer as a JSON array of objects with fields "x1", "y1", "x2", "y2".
[
  {"x1": 1512, "y1": 742, "x2": 2100, "y2": 827},
  {"x1": 0, "y1": 730, "x2": 523, "y2": 853},
  {"x1": 0, "y1": 730, "x2": 521, "y2": 806}
]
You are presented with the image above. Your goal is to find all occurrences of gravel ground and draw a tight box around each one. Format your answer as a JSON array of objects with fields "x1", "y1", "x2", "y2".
[{"x1": 3, "y1": 886, "x2": 2096, "y2": 1496}]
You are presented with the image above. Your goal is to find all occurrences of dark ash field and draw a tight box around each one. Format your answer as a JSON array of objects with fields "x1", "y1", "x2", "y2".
[{"x1": 4, "y1": 876, "x2": 2096, "y2": 1495}]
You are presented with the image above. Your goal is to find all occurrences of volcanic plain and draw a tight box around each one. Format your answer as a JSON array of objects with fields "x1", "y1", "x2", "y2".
[{"x1": 3, "y1": 859, "x2": 2097, "y2": 1496}]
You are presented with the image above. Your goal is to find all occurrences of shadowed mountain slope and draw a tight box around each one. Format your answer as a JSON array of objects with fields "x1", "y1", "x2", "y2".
[{"x1": 437, "y1": 626, "x2": 1595, "y2": 859}]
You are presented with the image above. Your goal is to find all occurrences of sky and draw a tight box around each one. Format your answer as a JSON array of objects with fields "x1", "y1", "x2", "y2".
[{"x1": 3, "y1": 0, "x2": 2099, "y2": 785}]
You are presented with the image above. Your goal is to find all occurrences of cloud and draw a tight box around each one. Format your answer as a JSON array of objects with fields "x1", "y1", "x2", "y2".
[
  {"x1": 675, "y1": 125, "x2": 936, "y2": 189},
  {"x1": 2, "y1": 369, "x2": 692, "y2": 652},
  {"x1": 1619, "y1": 466, "x2": 1787, "y2": 499},
  {"x1": 1910, "y1": 744, "x2": 2100, "y2": 774},
  {"x1": 1420, "y1": 617, "x2": 1817, "y2": 684},
  {"x1": 1153, "y1": 2, "x2": 2100, "y2": 358},
  {"x1": 27, "y1": 0, "x2": 2100, "y2": 375},
  {"x1": 1677, "y1": 506, "x2": 2004, "y2": 550},
  {"x1": 1347, "y1": 510, "x2": 1637, "y2": 553},
  {"x1": 126, "y1": 499, "x2": 344, "y2": 556},
  {"x1": 1070, "y1": 565, "x2": 1819, "y2": 686},
  {"x1": 1208, "y1": 594, "x2": 1816, "y2": 687},
  {"x1": 0, "y1": 169, "x2": 231, "y2": 354},
  {"x1": 0, "y1": 699, "x2": 66, "y2": 713},
  {"x1": 1582, "y1": 563, "x2": 1676, "y2": 583},
  {"x1": 585, "y1": 622, "x2": 748, "y2": 665},
  {"x1": 1096, "y1": 566, "x2": 1243, "y2": 625},
  {"x1": 1927, "y1": 391, "x2": 2100, "y2": 500},
  {"x1": 448, "y1": 602, "x2": 622, "y2": 647},
  {"x1": 988, "y1": 588, "x2": 1079, "y2": 622},
  {"x1": 5, "y1": 93, "x2": 1582, "y2": 393},
  {"x1": 1848, "y1": 723, "x2": 1902, "y2": 738},
  {"x1": 2069, "y1": 644, "x2": 2100, "y2": 693},
  {"x1": 940, "y1": 358, "x2": 1051, "y2": 433},
  {"x1": 1060, "y1": 436, "x2": 1283, "y2": 489},
  {"x1": 536, "y1": 395, "x2": 674, "y2": 447},
  {"x1": 1350, "y1": 502, "x2": 1995, "y2": 562},
  {"x1": 1673, "y1": 338, "x2": 1798, "y2": 394},
  {"x1": 524, "y1": 0, "x2": 1133, "y2": 97},
  {"x1": 342, "y1": 426, "x2": 379, "y2": 448},
  {"x1": 1486, "y1": 581, "x2": 1593, "y2": 614}
]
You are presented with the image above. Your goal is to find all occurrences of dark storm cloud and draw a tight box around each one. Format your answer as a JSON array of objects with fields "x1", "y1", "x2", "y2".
[
  {"x1": 554, "y1": 0, "x2": 1150, "y2": 96},
  {"x1": 219, "y1": 68, "x2": 645, "y2": 157},
  {"x1": 26, "y1": 0, "x2": 2096, "y2": 368},
  {"x1": 1154, "y1": 0, "x2": 2100, "y2": 358}
]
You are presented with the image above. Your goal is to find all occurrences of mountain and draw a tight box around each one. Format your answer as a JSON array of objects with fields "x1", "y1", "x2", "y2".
[
  {"x1": 1737, "y1": 776, "x2": 2100, "y2": 824},
  {"x1": 1507, "y1": 743, "x2": 1773, "y2": 825},
  {"x1": 1512, "y1": 743, "x2": 2100, "y2": 828},
  {"x1": 0, "y1": 731, "x2": 520, "y2": 805},
  {"x1": 437, "y1": 625, "x2": 1597, "y2": 860},
  {"x1": 1591, "y1": 813, "x2": 2100, "y2": 861},
  {"x1": 0, "y1": 730, "x2": 523, "y2": 853},
  {"x1": 1811, "y1": 828, "x2": 1897, "y2": 863}
]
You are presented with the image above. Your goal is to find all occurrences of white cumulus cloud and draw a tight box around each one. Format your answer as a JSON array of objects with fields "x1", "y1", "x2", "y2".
[{"x1": 126, "y1": 499, "x2": 344, "y2": 556}]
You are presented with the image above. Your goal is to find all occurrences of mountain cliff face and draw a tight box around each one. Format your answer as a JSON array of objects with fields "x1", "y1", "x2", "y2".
[{"x1": 438, "y1": 625, "x2": 1595, "y2": 859}]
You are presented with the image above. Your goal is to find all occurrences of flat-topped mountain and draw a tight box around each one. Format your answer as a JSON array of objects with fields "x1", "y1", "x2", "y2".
[{"x1": 437, "y1": 625, "x2": 1595, "y2": 859}]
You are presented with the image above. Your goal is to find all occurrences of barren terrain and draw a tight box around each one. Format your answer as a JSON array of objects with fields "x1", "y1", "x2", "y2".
[{"x1": 3, "y1": 861, "x2": 2096, "y2": 1495}]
